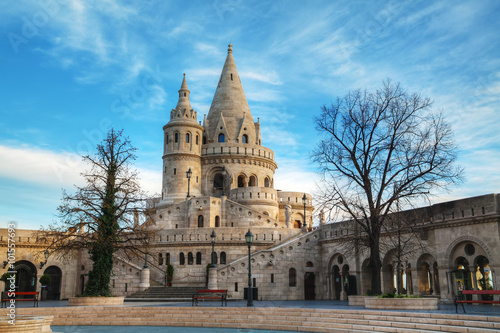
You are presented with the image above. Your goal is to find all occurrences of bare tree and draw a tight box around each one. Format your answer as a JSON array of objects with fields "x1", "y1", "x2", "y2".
[
  {"x1": 37, "y1": 129, "x2": 156, "y2": 296},
  {"x1": 312, "y1": 79, "x2": 463, "y2": 294}
]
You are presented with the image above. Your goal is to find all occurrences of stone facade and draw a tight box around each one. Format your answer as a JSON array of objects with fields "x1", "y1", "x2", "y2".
[{"x1": 0, "y1": 45, "x2": 498, "y2": 302}]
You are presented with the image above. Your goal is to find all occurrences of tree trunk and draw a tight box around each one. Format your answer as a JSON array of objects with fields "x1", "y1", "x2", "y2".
[{"x1": 369, "y1": 230, "x2": 382, "y2": 294}]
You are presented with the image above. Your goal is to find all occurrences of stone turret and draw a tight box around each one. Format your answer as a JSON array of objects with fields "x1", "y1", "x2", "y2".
[{"x1": 161, "y1": 74, "x2": 203, "y2": 204}]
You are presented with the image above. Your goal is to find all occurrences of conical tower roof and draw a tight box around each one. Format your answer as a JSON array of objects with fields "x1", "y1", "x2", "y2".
[
  {"x1": 175, "y1": 73, "x2": 192, "y2": 111},
  {"x1": 166, "y1": 74, "x2": 199, "y2": 125},
  {"x1": 205, "y1": 44, "x2": 256, "y2": 144}
]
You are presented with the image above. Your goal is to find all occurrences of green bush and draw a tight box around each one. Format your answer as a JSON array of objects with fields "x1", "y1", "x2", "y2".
[{"x1": 39, "y1": 274, "x2": 52, "y2": 286}]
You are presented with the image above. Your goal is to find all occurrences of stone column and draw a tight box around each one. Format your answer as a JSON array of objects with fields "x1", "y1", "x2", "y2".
[
  {"x1": 340, "y1": 273, "x2": 347, "y2": 300},
  {"x1": 207, "y1": 267, "x2": 218, "y2": 290},
  {"x1": 139, "y1": 268, "x2": 150, "y2": 291}
]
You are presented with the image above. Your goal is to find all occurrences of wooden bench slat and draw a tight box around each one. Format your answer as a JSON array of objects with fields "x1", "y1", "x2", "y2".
[
  {"x1": 455, "y1": 290, "x2": 500, "y2": 313},
  {"x1": 192, "y1": 289, "x2": 227, "y2": 306}
]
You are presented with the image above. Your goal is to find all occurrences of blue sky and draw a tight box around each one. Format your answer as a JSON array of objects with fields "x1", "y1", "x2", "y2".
[{"x1": 1, "y1": 0, "x2": 499, "y2": 230}]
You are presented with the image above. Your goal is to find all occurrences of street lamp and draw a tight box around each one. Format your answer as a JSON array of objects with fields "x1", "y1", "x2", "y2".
[
  {"x1": 40, "y1": 249, "x2": 50, "y2": 269},
  {"x1": 302, "y1": 194, "x2": 307, "y2": 231},
  {"x1": 210, "y1": 230, "x2": 216, "y2": 268},
  {"x1": 245, "y1": 229, "x2": 254, "y2": 306},
  {"x1": 186, "y1": 168, "x2": 192, "y2": 198}
]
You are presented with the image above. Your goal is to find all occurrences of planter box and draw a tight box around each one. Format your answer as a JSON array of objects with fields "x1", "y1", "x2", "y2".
[
  {"x1": 348, "y1": 295, "x2": 377, "y2": 306},
  {"x1": 365, "y1": 297, "x2": 438, "y2": 310},
  {"x1": 68, "y1": 296, "x2": 124, "y2": 306}
]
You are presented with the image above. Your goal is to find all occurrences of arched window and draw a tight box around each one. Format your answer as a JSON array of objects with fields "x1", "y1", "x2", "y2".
[
  {"x1": 179, "y1": 252, "x2": 185, "y2": 265},
  {"x1": 196, "y1": 252, "x2": 202, "y2": 265},
  {"x1": 166, "y1": 253, "x2": 170, "y2": 265},
  {"x1": 218, "y1": 133, "x2": 225, "y2": 143},
  {"x1": 188, "y1": 252, "x2": 194, "y2": 265},
  {"x1": 306, "y1": 261, "x2": 314, "y2": 267},
  {"x1": 215, "y1": 216, "x2": 220, "y2": 227},
  {"x1": 184, "y1": 92, "x2": 186, "y2": 97},
  {"x1": 175, "y1": 133, "x2": 179, "y2": 143},
  {"x1": 186, "y1": 133, "x2": 190, "y2": 143},
  {"x1": 249, "y1": 176, "x2": 256, "y2": 187},
  {"x1": 165, "y1": 134, "x2": 169, "y2": 145},
  {"x1": 289, "y1": 268, "x2": 297, "y2": 287},
  {"x1": 238, "y1": 175, "x2": 245, "y2": 188},
  {"x1": 212, "y1": 252, "x2": 218, "y2": 265},
  {"x1": 203, "y1": 136, "x2": 207, "y2": 144},
  {"x1": 198, "y1": 215, "x2": 204, "y2": 228},
  {"x1": 264, "y1": 177, "x2": 270, "y2": 187},
  {"x1": 220, "y1": 252, "x2": 226, "y2": 265},
  {"x1": 242, "y1": 134, "x2": 248, "y2": 143},
  {"x1": 158, "y1": 253, "x2": 163, "y2": 266},
  {"x1": 196, "y1": 135, "x2": 199, "y2": 145},
  {"x1": 214, "y1": 173, "x2": 223, "y2": 191}
]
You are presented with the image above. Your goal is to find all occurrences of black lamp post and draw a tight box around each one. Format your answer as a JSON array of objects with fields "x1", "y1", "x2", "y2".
[
  {"x1": 186, "y1": 168, "x2": 192, "y2": 198},
  {"x1": 302, "y1": 194, "x2": 307, "y2": 231},
  {"x1": 245, "y1": 229, "x2": 254, "y2": 306},
  {"x1": 40, "y1": 249, "x2": 50, "y2": 269},
  {"x1": 210, "y1": 230, "x2": 216, "y2": 268}
]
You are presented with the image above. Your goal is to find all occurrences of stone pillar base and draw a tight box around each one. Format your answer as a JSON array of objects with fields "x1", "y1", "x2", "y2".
[
  {"x1": 207, "y1": 267, "x2": 218, "y2": 290},
  {"x1": 139, "y1": 268, "x2": 150, "y2": 291}
]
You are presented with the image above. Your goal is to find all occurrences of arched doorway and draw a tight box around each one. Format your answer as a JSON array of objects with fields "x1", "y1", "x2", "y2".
[
  {"x1": 43, "y1": 266, "x2": 62, "y2": 300},
  {"x1": 14, "y1": 261, "x2": 37, "y2": 292},
  {"x1": 304, "y1": 272, "x2": 316, "y2": 300},
  {"x1": 332, "y1": 265, "x2": 341, "y2": 299}
]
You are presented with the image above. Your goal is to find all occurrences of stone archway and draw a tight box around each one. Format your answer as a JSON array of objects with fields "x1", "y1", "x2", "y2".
[
  {"x1": 43, "y1": 266, "x2": 62, "y2": 300},
  {"x1": 14, "y1": 261, "x2": 37, "y2": 292}
]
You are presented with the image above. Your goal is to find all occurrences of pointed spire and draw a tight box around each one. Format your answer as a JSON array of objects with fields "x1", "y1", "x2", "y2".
[
  {"x1": 175, "y1": 73, "x2": 192, "y2": 111},
  {"x1": 206, "y1": 44, "x2": 256, "y2": 143}
]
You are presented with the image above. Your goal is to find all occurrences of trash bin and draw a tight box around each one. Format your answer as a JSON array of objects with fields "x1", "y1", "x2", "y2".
[{"x1": 243, "y1": 287, "x2": 258, "y2": 301}]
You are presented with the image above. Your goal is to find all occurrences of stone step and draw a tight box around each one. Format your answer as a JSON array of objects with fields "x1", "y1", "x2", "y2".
[{"x1": 5, "y1": 306, "x2": 499, "y2": 333}]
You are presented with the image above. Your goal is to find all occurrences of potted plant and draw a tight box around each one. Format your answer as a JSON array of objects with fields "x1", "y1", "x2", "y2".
[
  {"x1": 39, "y1": 274, "x2": 52, "y2": 301},
  {"x1": 166, "y1": 263, "x2": 174, "y2": 287}
]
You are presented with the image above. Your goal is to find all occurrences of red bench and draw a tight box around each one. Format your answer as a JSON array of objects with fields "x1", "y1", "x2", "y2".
[
  {"x1": 192, "y1": 289, "x2": 227, "y2": 306},
  {"x1": 1, "y1": 291, "x2": 39, "y2": 308},
  {"x1": 455, "y1": 290, "x2": 500, "y2": 313}
]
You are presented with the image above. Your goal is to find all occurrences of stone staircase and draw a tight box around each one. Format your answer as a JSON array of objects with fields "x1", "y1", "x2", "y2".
[
  {"x1": 126, "y1": 286, "x2": 203, "y2": 300},
  {"x1": 5, "y1": 306, "x2": 500, "y2": 332}
]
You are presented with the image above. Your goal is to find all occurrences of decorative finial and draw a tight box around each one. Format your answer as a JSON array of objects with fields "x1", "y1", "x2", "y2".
[
  {"x1": 228, "y1": 43, "x2": 233, "y2": 54},
  {"x1": 183, "y1": 73, "x2": 186, "y2": 77}
]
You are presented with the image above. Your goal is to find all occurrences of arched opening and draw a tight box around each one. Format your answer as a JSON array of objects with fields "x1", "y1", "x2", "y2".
[
  {"x1": 212, "y1": 252, "x2": 218, "y2": 265},
  {"x1": 188, "y1": 252, "x2": 194, "y2": 265},
  {"x1": 174, "y1": 132, "x2": 179, "y2": 143},
  {"x1": 215, "y1": 216, "x2": 220, "y2": 227},
  {"x1": 14, "y1": 261, "x2": 37, "y2": 292},
  {"x1": 186, "y1": 133, "x2": 190, "y2": 143},
  {"x1": 304, "y1": 272, "x2": 316, "y2": 300},
  {"x1": 306, "y1": 261, "x2": 314, "y2": 267},
  {"x1": 220, "y1": 252, "x2": 226, "y2": 265},
  {"x1": 218, "y1": 133, "x2": 225, "y2": 143},
  {"x1": 248, "y1": 175, "x2": 256, "y2": 187},
  {"x1": 196, "y1": 135, "x2": 199, "y2": 145},
  {"x1": 332, "y1": 265, "x2": 341, "y2": 299},
  {"x1": 179, "y1": 252, "x2": 185, "y2": 265},
  {"x1": 476, "y1": 256, "x2": 493, "y2": 290},
  {"x1": 196, "y1": 252, "x2": 202, "y2": 265},
  {"x1": 238, "y1": 175, "x2": 245, "y2": 188},
  {"x1": 158, "y1": 253, "x2": 163, "y2": 265},
  {"x1": 242, "y1": 134, "x2": 248, "y2": 143},
  {"x1": 289, "y1": 268, "x2": 297, "y2": 287},
  {"x1": 213, "y1": 173, "x2": 224, "y2": 191},
  {"x1": 198, "y1": 215, "x2": 204, "y2": 228},
  {"x1": 293, "y1": 220, "x2": 302, "y2": 229},
  {"x1": 43, "y1": 266, "x2": 62, "y2": 300},
  {"x1": 264, "y1": 177, "x2": 270, "y2": 187}
]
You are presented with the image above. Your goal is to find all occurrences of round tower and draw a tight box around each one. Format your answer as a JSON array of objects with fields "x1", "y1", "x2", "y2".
[{"x1": 161, "y1": 74, "x2": 203, "y2": 204}]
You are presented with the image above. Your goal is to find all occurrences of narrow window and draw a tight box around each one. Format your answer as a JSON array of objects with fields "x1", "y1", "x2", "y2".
[
  {"x1": 220, "y1": 252, "x2": 226, "y2": 265},
  {"x1": 203, "y1": 136, "x2": 207, "y2": 144},
  {"x1": 264, "y1": 177, "x2": 270, "y2": 188},
  {"x1": 235, "y1": 282, "x2": 238, "y2": 292},
  {"x1": 198, "y1": 215, "x2": 204, "y2": 228},
  {"x1": 166, "y1": 253, "x2": 170, "y2": 265},
  {"x1": 188, "y1": 252, "x2": 194, "y2": 265},
  {"x1": 215, "y1": 216, "x2": 220, "y2": 227},
  {"x1": 186, "y1": 133, "x2": 190, "y2": 143},
  {"x1": 158, "y1": 253, "x2": 163, "y2": 266},
  {"x1": 174, "y1": 168, "x2": 176, "y2": 175},
  {"x1": 179, "y1": 252, "x2": 185, "y2": 265},
  {"x1": 471, "y1": 208, "x2": 474, "y2": 216},
  {"x1": 482, "y1": 207, "x2": 485, "y2": 214},
  {"x1": 242, "y1": 134, "x2": 248, "y2": 143},
  {"x1": 212, "y1": 252, "x2": 218, "y2": 265},
  {"x1": 196, "y1": 252, "x2": 202, "y2": 265},
  {"x1": 196, "y1": 135, "x2": 199, "y2": 145},
  {"x1": 289, "y1": 268, "x2": 297, "y2": 287},
  {"x1": 231, "y1": 73, "x2": 233, "y2": 81},
  {"x1": 166, "y1": 134, "x2": 169, "y2": 144},
  {"x1": 252, "y1": 278, "x2": 256, "y2": 288},
  {"x1": 125, "y1": 283, "x2": 128, "y2": 292},
  {"x1": 271, "y1": 274, "x2": 274, "y2": 283},
  {"x1": 184, "y1": 92, "x2": 186, "y2": 96},
  {"x1": 218, "y1": 133, "x2": 225, "y2": 143},
  {"x1": 175, "y1": 133, "x2": 179, "y2": 143}
]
